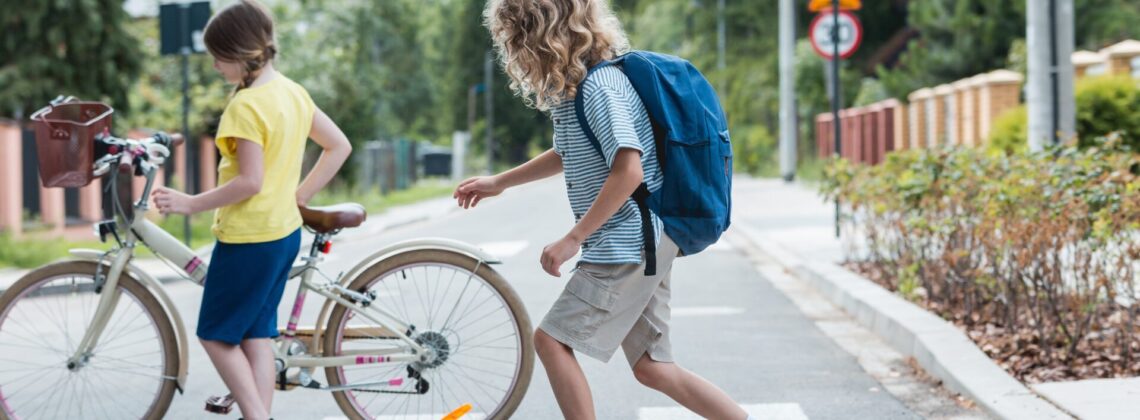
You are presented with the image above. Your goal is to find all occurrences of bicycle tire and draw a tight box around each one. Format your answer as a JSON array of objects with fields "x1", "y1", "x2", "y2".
[
  {"x1": 323, "y1": 249, "x2": 534, "y2": 420},
  {"x1": 0, "y1": 261, "x2": 179, "y2": 420}
]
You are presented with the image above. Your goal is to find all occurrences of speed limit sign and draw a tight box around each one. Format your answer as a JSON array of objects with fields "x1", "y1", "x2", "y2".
[{"x1": 809, "y1": 10, "x2": 862, "y2": 59}]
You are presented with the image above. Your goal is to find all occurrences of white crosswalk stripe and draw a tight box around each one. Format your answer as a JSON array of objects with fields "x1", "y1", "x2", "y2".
[
  {"x1": 477, "y1": 240, "x2": 530, "y2": 259},
  {"x1": 323, "y1": 414, "x2": 486, "y2": 420},
  {"x1": 673, "y1": 306, "x2": 745, "y2": 317},
  {"x1": 639, "y1": 403, "x2": 809, "y2": 420}
]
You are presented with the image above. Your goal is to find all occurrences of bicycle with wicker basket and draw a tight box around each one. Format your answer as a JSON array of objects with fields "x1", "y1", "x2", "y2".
[{"x1": 0, "y1": 98, "x2": 534, "y2": 419}]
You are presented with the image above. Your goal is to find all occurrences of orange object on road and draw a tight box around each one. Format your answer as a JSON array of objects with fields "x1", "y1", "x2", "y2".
[
  {"x1": 442, "y1": 403, "x2": 472, "y2": 419},
  {"x1": 808, "y1": 0, "x2": 861, "y2": 12}
]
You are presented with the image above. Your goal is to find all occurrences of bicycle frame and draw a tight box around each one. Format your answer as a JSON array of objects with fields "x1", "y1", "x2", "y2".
[{"x1": 65, "y1": 155, "x2": 503, "y2": 393}]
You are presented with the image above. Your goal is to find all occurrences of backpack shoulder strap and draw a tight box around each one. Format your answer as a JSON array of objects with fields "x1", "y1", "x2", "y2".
[
  {"x1": 572, "y1": 54, "x2": 658, "y2": 276},
  {"x1": 573, "y1": 58, "x2": 621, "y2": 162}
]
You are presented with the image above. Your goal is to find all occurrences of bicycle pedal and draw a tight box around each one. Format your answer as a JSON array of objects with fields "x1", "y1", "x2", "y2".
[{"x1": 205, "y1": 394, "x2": 235, "y2": 415}]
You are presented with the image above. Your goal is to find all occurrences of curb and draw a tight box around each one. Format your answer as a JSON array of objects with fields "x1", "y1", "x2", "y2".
[{"x1": 734, "y1": 224, "x2": 1073, "y2": 420}]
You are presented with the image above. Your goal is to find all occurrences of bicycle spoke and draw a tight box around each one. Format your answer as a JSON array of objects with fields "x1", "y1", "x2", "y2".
[{"x1": 333, "y1": 260, "x2": 523, "y2": 419}]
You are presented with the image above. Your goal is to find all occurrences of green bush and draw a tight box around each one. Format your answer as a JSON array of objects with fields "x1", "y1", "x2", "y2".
[
  {"x1": 822, "y1": 136, "x2": 1140, "y2": 381},
  {"x1": 985, "y1": 76, "x2": 1140, "y2": 152},
  {"x1": 1075, "y1": 76, "x2": 1140, "y2": 148},
  {"x1": 986, "y1": 105, "x2": 1028, "y2": 156},
  {"x1": 731, "y1": 124, "x2": 777, "y2": 176}
]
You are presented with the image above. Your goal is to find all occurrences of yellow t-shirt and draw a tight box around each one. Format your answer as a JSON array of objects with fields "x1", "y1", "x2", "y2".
[{"x1": 212, "y1": 76, "x2": 315, "y2": 243}]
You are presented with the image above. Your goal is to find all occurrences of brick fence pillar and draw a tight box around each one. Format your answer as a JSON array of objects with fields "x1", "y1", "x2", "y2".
[
  {"x1": 878, "y1": 100, "x2": 898, "y2": 162},
  {"x1": 1072, "y1": 50, "x2": 1107, "y2": 79},
  {"x1": 861, "y1": 106, "x2": 877, "y2": 164},
  {"x1": 950, "y1": 80, "x2": 970, "y2": 146},
  {"x1": 978, "y1": 70, "x2": 1024, "y2": 145},
  {"x1": 960, "y1": 75, "x2": 983, "y2": 146},
  {"x1": 0, "y1": 121, "x2": 22, "y2": 236},
  {"x1": 891, "y1": 99, "x2": 908, "y2": 152},
  {"x1": 1102, "y1": 39, "x2": 1140, "y2": 76},
  {"x1": 39, "y1": 181, "x2": 64, "y2": 235},
  {"x1": 816, "y1": 114, "x2": 828, "y2": 158},
  {"x1": 848, "y1": 109, "x2": 862, "y2": 163},
  {"x1": 908, "y1": 88, "x2": 933, "y2": 149},
  {"x1": 79, "y1": 178, "x2": 102, "y2": 222}
]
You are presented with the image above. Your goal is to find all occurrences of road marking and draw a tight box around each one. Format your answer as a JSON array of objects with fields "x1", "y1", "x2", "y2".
[
  {"x1": 673, "y1": 306, "x2": 745, "y2": 317},
  {"x1": 639, "y1": 403, "x2": 808, "y2": 420},
  {"x1": 323, "y1": 414, "x2": 486, "y2": 420},
  {"x1": 477, "y1": 240, "x2": 530, "y2": 259}
]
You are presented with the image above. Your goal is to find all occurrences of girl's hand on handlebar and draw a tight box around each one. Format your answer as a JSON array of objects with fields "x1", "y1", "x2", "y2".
[{"x1": 152, "y1": 187, "x2": 197, "y2": 215}]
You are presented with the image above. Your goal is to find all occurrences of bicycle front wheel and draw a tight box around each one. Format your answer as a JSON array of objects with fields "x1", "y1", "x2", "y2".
[
  {"x1": 0, "y1": 261, "x2": 178, "y2": 420},
  {"x1": 324, "y1": 249, "x2": 534, "y2": 420}
]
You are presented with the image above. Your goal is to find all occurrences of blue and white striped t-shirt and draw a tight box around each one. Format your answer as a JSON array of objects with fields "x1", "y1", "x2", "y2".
[{"x1": 551, "y1": 66, "x2": 664, "y2": 265}]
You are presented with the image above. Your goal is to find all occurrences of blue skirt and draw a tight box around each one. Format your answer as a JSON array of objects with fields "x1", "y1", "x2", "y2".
[{"x1": 197, "y1": 229, "x2": 301, "y2": 345}]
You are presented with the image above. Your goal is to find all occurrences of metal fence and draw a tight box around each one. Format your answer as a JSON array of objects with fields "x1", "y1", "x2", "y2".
[{"x1": 357, "y1": 139, "x2": 418, "y2": 194}]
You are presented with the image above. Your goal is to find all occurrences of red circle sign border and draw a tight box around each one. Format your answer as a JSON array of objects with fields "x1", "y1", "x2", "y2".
[{"x1": 809, "y1": 9, "x2": 863, "y2": 60}]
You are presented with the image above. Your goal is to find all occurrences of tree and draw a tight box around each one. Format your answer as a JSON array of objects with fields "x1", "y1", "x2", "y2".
[
  {"x1": 0, "y1": 0, "x2": 143, "y2": 119},
  {"x1": 876, "y1": 1, "x2": 1024, "y2": 99}
]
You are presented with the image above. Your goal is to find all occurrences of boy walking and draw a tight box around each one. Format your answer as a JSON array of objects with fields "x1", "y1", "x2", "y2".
[{"x1": 455, "y1": 1, "x2": 750, "y2": 419}]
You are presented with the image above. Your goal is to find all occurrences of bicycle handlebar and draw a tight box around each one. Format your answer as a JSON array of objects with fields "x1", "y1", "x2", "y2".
[{"x1": 94, "y1": 131, "x2": 182, "y2": 178}]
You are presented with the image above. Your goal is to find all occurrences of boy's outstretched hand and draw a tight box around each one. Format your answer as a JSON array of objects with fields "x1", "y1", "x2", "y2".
[
  {"x1": 453, "y1": 176, "x2": 504, "y2": 209},
  {"x1": 541, "y1": 236, "x2": 580, "y2": 277}
]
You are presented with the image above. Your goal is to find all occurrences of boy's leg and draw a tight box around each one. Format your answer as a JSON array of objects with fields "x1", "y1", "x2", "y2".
[
  {"x1": 201, "y1": 338, "x2": 271, "y2": 420},
  {"x1": 535, "y1": 328, "x2": 596, "y2": 420},
  {"x1": 632, "y1": 354, "x2": 746, "y2": 420}
]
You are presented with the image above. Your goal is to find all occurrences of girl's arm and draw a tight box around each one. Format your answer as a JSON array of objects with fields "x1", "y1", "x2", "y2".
[
  {"x1": 454, "y1": 148, "x2": 562, "y2": 209},
  {"x1": 296, "y1": 108, "x2": 353, "y2": 206},
  {"x1": 152, "y1": 139, "x2": 264, "y2": 215}
]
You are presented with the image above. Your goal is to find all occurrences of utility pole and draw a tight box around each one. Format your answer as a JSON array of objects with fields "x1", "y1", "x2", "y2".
[
  {"x1": 1027, "y1": 0, "x2": 1075, "y2": 151},
  {"x1": 831, "y1": 0, "x2": 841, "y2": 238},
  {"x1": 717, "y1": 0, "x2": 726, "y2": 94},
  {"x1": 178, "y1": 3, "x2": 193, "y2": 246},
  {"x1": 778, "y1": 0, "x2": 797, "y2": 181},
  {"x1": 484, "y1": 51, "x2": 495, "y2": 175}
]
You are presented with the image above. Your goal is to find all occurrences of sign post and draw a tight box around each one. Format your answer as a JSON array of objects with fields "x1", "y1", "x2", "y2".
[
  {"x1": 160, "y1": 1, "x2": 210, "y2": 245},
  {"x1": 809, "y1": 1, "x2": 862, "y2": 238}
]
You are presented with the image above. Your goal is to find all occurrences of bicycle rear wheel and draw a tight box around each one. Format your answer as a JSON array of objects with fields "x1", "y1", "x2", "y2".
[
  {"x1": 323, "y1": 250, "x2": 533, "y2": 420},
  {"x1": 0, "y1": 261, "x2": 178, "y2": 420}
]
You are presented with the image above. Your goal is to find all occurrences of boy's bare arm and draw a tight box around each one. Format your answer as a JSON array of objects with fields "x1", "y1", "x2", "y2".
[
  {"x1": 496, "y1": 148, "x2": 563, "y2": 189},
  {"x1": 454, "y1": 148, "x2": 562, "y2": 209},
  {"x1": 567, "y1": 148, "x2": 643, "y2": 243},
  {"x1": 540, "y1": 148, "x2": 642, "y2": 276}
]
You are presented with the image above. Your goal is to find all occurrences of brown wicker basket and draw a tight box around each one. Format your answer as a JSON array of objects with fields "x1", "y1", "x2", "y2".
[{"x1": 30, "y1": 101, "x2": 113, "y2": 188}]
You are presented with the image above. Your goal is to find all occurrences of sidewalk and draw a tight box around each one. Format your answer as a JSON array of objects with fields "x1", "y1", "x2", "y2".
[
  {"x1": 0, "y1": 195, "x2": 459, "y2": 294},
  {"x1": 729, "y1": 177, "x2": 1140, "y2": 420}
]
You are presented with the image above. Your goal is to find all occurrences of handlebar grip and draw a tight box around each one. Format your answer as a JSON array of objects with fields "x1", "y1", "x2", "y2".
[
  {"x1": 153, "y1": 132, "x2": 185, "y2": 148},
  {"x1": 118, "y1": 153, "x2": 134, "y2": 175}
]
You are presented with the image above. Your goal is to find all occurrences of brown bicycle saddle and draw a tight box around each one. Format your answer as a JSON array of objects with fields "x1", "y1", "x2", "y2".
[{"x1": 299, "y1": 203, "x2": 367, "y2": 233}]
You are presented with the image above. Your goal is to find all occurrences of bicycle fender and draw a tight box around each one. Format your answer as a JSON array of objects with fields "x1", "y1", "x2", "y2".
[
  {"x1": 309, "y1": 238, "x2": 502, "y2": 354},
  {"x1": 68, "y1": 249, "x2": 190, "y2": 392}
]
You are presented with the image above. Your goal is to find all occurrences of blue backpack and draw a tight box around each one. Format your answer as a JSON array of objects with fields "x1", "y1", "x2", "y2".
[{"x1": 574, "y1": 51, "x2": 732, "y2": 275}]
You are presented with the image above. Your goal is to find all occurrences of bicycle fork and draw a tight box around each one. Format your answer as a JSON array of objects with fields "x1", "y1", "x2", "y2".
[{"x1": 67, "y1": 247, "x2": 133, "y2": 371}]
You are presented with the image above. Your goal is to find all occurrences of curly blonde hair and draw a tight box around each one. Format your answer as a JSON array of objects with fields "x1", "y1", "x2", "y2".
[{"x1": 484, "y1": 0, "x2": 630, "y2": 111}]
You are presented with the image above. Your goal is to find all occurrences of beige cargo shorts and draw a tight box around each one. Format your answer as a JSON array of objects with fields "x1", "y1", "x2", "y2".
[{"x1": 538, "y1": 233, "x2": 680, "y2": 367}]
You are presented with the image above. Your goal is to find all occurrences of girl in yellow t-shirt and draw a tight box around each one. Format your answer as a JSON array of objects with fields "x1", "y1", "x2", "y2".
[{"x1": 150, "y1": 1, "x2": 351, "y2": 418}]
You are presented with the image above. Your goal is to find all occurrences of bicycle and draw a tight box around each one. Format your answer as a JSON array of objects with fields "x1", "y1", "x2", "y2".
[{"x1": 0, "y1": 99, "x2": 534, "y2": 419}]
